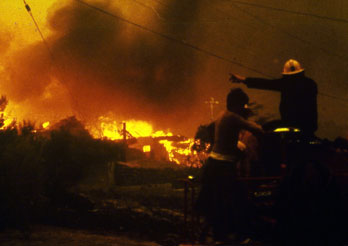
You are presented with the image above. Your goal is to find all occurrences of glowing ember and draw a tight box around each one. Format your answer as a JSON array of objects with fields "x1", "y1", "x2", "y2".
[
  {"x1": 42, "y1": 121, "x2": 50, "y2": 129},
  {"x1": 143, "y1": 145, "x2": 151, "y2": 153}
]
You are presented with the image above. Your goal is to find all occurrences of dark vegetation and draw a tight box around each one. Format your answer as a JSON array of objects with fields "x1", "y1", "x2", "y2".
[
  {"x1": 0, "y1": 116, "x2": 120, "y2": 226},
  {"x1": 0, "y1": 107, "x2": 200, "y2": 245}
]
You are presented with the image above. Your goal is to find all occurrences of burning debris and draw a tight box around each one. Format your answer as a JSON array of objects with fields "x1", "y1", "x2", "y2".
[
  {"x1": 0, "y1": 103, "x2": 200, "y2": 166},
  {"x1": 86, "y1": 115, "x2": 200, "y2": 166}
]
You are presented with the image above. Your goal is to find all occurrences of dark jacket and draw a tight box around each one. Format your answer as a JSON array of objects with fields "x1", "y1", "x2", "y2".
[{"x1": 245, "y1": 72, "x2": 318, "y2": 134}]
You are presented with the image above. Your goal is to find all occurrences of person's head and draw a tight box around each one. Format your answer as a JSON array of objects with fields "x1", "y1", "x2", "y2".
[
  {"x1": 226, "y1": 88, "x2": 249, "y2": 112},
  {"x1": 282, "y1": 59, "x2": 304, "y2": 75}
]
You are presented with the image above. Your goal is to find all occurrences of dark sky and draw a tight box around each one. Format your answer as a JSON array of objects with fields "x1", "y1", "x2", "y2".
[{"x1": 1, "y1": 0, "x2": 348, "y2": 139}]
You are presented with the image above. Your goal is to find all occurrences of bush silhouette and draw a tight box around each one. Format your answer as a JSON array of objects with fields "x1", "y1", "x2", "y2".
[{"x1": 0, "y1": 117, "x2": 123, "y2": 230}]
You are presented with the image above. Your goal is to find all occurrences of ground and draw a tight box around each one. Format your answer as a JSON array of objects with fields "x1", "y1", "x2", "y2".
[
  {"x1": 0, "y1": 226, "x2": 276, "y2": 246},
  {"x1": 0, "y1": 226, "x2": 159, "y2": 246}
]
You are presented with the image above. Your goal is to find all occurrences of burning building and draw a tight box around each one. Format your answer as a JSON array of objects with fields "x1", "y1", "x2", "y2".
[{"x1": 87, "y1": 117, "x2": 201, "y2": 166}]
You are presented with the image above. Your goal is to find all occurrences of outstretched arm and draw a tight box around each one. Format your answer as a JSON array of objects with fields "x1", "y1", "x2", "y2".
[{"x1": 230, "y1": 73, "x2": 282, "y2": 91}]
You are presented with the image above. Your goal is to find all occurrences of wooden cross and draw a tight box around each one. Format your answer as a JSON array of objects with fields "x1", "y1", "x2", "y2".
[{"x1": 205, "y1": 97, "x2": 219, "y2": 120}]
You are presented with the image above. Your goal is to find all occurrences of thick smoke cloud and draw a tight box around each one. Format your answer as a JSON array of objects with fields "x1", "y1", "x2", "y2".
[
  {"x1": 51, "y1": 0, "x2": 203, "y2": 124},
  {"x1": 4, "y1": 0, "x2": 203, "y2": 133},
  {"x1": 0, "y1": 30, "x2": 12, "y2": 55},
  {"x1": 4, "y1": 0, "x2": 348, "y2": 139}
]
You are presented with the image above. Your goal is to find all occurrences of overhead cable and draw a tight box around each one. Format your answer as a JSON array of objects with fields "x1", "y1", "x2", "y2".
[
  {"x1": 23, "y1": 0, "x2": 84, "y2": 119},
  {"x1": 228, "y1": 0, "x2": 348, "y2": 24},
  {"x1": 132, "y1": 0, "x2": 164, "y2": 20},
  {"x1": 76, "y1": 0, "x2": 348, "y2": 104},
  {"x1": 319, "y1": 92, "x2": 348, "y2": 104},
  {"x1": 134, "y1": 0, "x2": 257, "y2": 25},
  {"x1": 23, "y1": 0, "x2": 54, "y2": 60},
  {"x1": 75, "y1": 0, "x2": 271, "y2": 77},
  {"x1": 228, "y1": 2, "x2": 348, "y2": 63}
]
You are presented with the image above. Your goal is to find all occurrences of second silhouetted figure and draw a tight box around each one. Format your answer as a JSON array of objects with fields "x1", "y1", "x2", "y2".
[{"x1": 230, "y1": 59, "x2": 318, "y2": 136}]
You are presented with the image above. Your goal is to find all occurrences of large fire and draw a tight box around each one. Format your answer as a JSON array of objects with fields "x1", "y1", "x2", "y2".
[
  {"x1": 87, "y1": 116, "x2": 200, "y2": 166},
  {"x1": 87, "y1": 116, "x2": 173, "y2": 140},
  {"x1": 0, "y1": 103, "x2": 201, "y2": 166}
]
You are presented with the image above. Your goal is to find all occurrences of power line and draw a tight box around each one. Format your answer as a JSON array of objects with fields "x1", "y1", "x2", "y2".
[
  {"x1": 142, "y1": 0, "x2": 264, "y2": 62},
  {"x1": 23, "y1": 0, "x2": 54, "y2": 60},
  {"x1": 134, "y1": 0, "x2": 260, "y2": 25},
  {"x1": 148, "y1": 0, "x2": 348, "y2": 74},
  {"x1": 228, "y1": 0, "x2": 348, "y2": 24},
  {"x1": 154, "y1": 0, "x2": 347, "y2": 63},
  {"x1": 132, "y1": 0, "x2": 263, "y2": 62},
  {"x1": 76, "y1": 0, "x2": 348, "y2": 104},
  {"x1": 23, "y1": 0, "x2": 85, "y2": 120},
  {"x1": 75, "y1": 0, "x2": 272, "y2": 77},
  {"x1": 201, "y1": 1, "x2": 348, "y2": 103},
  {"x1": 227, "y1": 2, "x2": 348, "y2": 63},
  {"x1": 319, "y1": 92, "x2": 348, "y2": 104},
  {"x1": 132, "y1": 0, "x2": 164, "y2": 20},
  {"x1": 22, "y1": 0, "x2": 348, "y2": 105}
]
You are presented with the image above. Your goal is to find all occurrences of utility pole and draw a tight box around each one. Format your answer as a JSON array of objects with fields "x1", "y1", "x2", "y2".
[
  {"x1": 205, "y1": 97, "x2": 219, "y2": 121},
  {"x1": 122, "y1": 122, "x2": 127, "y2": 143},
  {"x1": 121, "y1": 122, "x2": 127, "y2": 162}
]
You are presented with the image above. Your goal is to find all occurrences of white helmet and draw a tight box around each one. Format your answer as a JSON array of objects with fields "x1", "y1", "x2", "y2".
[{"x1": 282, "y1": 59, "x2": 304, "y2": 75}]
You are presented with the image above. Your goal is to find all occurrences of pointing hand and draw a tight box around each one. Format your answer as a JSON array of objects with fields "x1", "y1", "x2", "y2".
[{"x1": 229, "y1": 73, "x2": 245, "y2": 83}]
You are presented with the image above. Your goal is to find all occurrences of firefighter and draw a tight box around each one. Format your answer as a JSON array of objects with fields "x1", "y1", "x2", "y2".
[
  {"x1": 230, "y1": 59, "x2": 318, "y2": 137},
  {"x1": 195, "y1": 88, "x2": 264, "y2": 244}
]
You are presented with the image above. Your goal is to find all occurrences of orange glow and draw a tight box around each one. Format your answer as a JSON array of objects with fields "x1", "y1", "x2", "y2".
[
  {"x1": 1, "y1": 118, "x2": 14, "y2": 129},
  {"x1": 0, "y1": 109, "x2": 200, "y2": 165},
  {"x1": 0, "y1": 104, "x2": 16, "y2": 129},
  {"x1": 159, "y1": 138, "x2": 196, "y2": 164},
  {"x1": 143, "y1": 145, "x2": 151, "y2": 153},
  {"x1": 0, "y1": 0, "x2": 57, "y2": 50},
  {"x1": 159, "y1": 140, "x2": 178, "y2": 163},
  {"x1": 0, "y1": 0, "x2": 155, "y2": 56},
  {"x1": 88, "y1": 116, "x2": 174, "y2": 140},
  {"x1": 42, "y1": 121, "x2": 50, "y2": 129},
  {"x1": 126, "y1": 120, "x2": 153, "y2": 137},
  {"x1": 87, "y1": 116, "x2": 199, "y2": 165}
]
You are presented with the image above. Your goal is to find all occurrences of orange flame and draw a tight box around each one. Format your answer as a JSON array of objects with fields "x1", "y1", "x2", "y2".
[
  {"x1": 87, "y1": 116, "x2": 200, "y2": 166},
  {"x1": 88, "y1": 116, "x2": 173, "y2": 140},
  {"x1": 159, "y1": 138, "x2": 197, "y2": 165},
  {"x1": 0, "y1": 109, "x2": 201, "y2": 166},
  {"x1": 0, "y1": 106, "x2": 15, "y2": 129}
]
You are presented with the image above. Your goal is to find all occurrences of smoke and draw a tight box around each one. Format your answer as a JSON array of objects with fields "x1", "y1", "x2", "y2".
[
  {"x1": 0, "y1": 30, "x2": 12, "y2": 55},
  {"x1": 2, "y1": 0, "x2": 204, "y2": 133},
  {"x1": 6, "y1": 0, "x2": 346, "y2": 139}
]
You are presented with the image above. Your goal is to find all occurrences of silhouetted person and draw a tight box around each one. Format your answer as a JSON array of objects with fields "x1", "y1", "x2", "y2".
[
  {"x1": 195, "y1": 88, "x2": 263, "y2": 244},
  {"x1": 230, "y1": 59, "x2": 318, "y2": 136}
]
